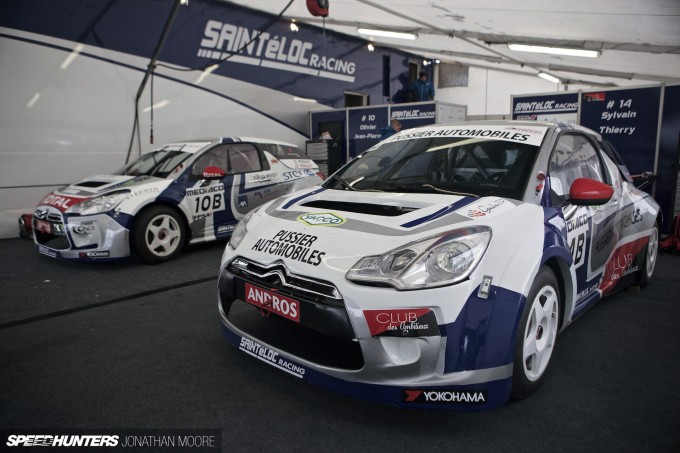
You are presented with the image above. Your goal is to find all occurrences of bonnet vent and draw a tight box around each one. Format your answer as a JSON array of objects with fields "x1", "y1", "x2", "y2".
[{"x1": 301, "y1": 200, "x2": 417, "y2": 217}]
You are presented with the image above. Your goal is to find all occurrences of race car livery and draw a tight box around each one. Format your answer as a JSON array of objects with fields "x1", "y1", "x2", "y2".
[
  {"x1": 218, "y1": 121, "x2": 660, "y2": 410},
  {"x1": 32, "y1": 137, "x2": 323, "y2": 263}
]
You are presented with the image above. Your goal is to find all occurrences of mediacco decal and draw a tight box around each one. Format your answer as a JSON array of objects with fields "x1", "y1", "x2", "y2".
[
  {"x1": 198, "y1": 20, "x2": 356, "y2": 83},
  {"x1": 392, "y1": 125, "x2": 548, "y2": 147}
]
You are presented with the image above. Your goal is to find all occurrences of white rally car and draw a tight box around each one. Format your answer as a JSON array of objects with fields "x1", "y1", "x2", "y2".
[
  {"x1": 218, "y1": 121, "x2": 660, "y2": 410},
  {"x1": 32, "y1": 137, "x2": 322, "y2": 263}
]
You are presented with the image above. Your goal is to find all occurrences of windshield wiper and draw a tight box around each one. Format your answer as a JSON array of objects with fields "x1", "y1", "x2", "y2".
[
  {"x1": 421, "y1": 184, "x2": 479, "y2": 197},
  {"x1": 328, "y1": 174, "x2": 356, "y2": 191}
]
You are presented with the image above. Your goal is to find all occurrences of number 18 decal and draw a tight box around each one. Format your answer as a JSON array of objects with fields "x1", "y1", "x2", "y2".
[{"x1": 570, "y1": 232, "x2": 586, "y2": 267}]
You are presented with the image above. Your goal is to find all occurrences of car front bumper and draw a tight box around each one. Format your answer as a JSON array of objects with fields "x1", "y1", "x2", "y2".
[
  {"x1": 217, "y1": 255, "x2": 522, "y2": 410},
  {"x1": 32, "y1": 206, "x2": 130, "y2": 261}
]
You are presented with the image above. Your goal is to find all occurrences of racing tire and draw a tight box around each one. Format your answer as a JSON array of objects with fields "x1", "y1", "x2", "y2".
[
  {"x1": 636, "y1": 222, "x2": 659, "y2": 288},
  {"x1": 511, "y1": 266, "x2": 561, "y2": 400},
  {"x1": 132, "y1": 206, "x2": 185, "y2": 264}
]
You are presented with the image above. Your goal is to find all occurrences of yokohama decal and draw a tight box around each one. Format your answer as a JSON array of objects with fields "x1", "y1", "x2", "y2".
[{"x1": 402, "y1": 389, "x2": 488, "y2": 404}]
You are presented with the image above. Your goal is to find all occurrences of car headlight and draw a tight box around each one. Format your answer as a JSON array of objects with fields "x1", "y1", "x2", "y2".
[
  {"x1": 346, "y1": 227, "x2": 491, "y2": 290},
  {"x1": 229, "y1": 208, "x2": 257, "y2": 250},
  {"x1": 66, "y1": 191, "x2": 130, "y2": 215}
]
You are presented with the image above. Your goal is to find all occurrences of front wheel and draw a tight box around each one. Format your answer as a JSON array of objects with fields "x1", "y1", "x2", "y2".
[
  {"x1": 511, "y1": 266, "x2": 561, "y2": 400},
  {"x1": 132, "y1": 206, "x2": 185, "y2": 264}
]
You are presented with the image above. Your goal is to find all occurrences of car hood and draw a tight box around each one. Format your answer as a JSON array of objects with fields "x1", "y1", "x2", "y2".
[
  {"x1": 36, "y1": 174, "x2": 165, "y2": 212},
  {"x1": 234, "y1": 187, "x2": 525, "y2": 272}
]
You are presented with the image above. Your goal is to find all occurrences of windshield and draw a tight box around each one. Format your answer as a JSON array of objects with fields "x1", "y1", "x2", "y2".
[
  {"x1": 325, "y1": 137, "x2": 539, "y2": 200},
  {"x1": 116, "y1": 150, "x2": 192, "y2": 178}
]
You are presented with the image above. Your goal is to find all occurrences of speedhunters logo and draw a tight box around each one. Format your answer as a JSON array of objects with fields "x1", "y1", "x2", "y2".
[
  {"x1": 3, "y1": 430, "x2": 221, "y2": 450},
  {"x1": 402, "y1": 389, "x2": 488, "y2": 404},
  {"x1": 198, "y1": 20, "x2": 357, "y2": 82}
]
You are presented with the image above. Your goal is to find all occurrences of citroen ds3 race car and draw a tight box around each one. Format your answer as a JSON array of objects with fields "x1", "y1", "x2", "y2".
[
  {"x1": 217, "y1": 121, "x2": 660, "y2": 410},
  {"x1": 32, "y1": 137, "x2": 322, "y2": 263}
]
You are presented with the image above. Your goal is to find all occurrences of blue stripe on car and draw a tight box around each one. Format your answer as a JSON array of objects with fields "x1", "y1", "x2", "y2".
[
  {"x1": 400, "y1": 197, "x2": 476, "y2": 228},
  {"x1": 282, "y1": 188, "x2": 327, "y2": 209}
]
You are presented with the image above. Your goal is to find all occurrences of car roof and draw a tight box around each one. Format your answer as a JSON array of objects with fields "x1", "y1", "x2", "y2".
[{"x1": 156, "y1": 137, "x2": 300, "y2": 154}]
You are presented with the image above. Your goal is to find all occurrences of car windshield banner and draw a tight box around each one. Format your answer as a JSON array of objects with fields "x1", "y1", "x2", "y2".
[{"x1": 390, "y1": 125, "x2": 549, "y2": 146}]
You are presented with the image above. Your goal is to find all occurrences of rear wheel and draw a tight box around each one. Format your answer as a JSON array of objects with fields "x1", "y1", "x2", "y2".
[
  {"x1": 637, "y1": 222, "x2": 659, "y2": 287},
  {"x1": 511, "y1": 267, "x2": 561, "y2": 400},
  {"x1": 132, "y1": 206, "x2": 185, "y2": 264}
]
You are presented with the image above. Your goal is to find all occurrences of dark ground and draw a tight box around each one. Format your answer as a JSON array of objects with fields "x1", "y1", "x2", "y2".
[{"x1": 1, "y1": 238, "x2": 678, "y2": 452}]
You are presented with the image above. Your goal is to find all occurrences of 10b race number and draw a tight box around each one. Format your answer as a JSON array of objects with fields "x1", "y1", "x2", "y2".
[{"x1": 193, "y1": 193, "x2": 223, "y2": 214}]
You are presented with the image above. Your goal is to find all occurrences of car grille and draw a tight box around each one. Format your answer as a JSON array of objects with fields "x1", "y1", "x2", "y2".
[
  {"x1": 33, "y1": 210, "x2": 70, "y2": 250},
  {"x1": 221, "y1": 257, "x2": 364, "y2": 370},
  {"x1": 227, "y1": 257, "x2": 343, "y2": 307}
]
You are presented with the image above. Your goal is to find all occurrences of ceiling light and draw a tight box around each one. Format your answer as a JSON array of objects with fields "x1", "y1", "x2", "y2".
[
  {"x1": 290, "y1": 21, "x2": 299, "y2": 32},
  {"x1": 509, "y1": 44, "x2": 600, "y2": 58},
  {"x1": 537, "y1": 72, "x2": 560, "y2": 83},
  {"x1": 357, "y1": 28, "x2": 417, "y2": 40},
  {"x1": 367, "y1": 43, "x2": 375, "y2": 52}
]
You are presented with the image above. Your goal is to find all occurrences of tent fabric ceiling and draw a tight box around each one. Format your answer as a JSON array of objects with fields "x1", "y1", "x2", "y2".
[{"x1": 229, "y1": 0, "x2": 680, "y2": 86}]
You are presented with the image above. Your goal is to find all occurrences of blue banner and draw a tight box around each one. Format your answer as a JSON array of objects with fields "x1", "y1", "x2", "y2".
[
  {"x1": 580, "y1": 87, "x2": 661, "y2": 177},
  {"x1": 347, "y1": 107, "x2": 389, "y2": 158},
  {"x1": 658, "y1": 84, "x2": 680, "y2": 231},
  {"x1": 511, "y1": 93, "x2": 578, "y2": 123},
  {"x1": 0, "y1": 0, "x2": 415, "y2": 108},
  {"x1": 390, "y1": 103, "x2": 437, "y2": 130}
]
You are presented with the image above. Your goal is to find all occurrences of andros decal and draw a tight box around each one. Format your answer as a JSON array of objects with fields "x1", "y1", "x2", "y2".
[{"x1": 244, "y1": 283, "x2": 300, "y2": 322}]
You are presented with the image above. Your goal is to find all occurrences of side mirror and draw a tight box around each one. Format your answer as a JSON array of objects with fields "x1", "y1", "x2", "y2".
[
  {"x1": 201, "y1": 166, "x2": 226, "y2": 180},
  {"x1": 569, "y1": 178, "x2": 614, "y2": 206}
]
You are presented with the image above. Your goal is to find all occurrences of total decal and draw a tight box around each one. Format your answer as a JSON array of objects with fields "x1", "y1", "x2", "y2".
[
  {"x1": 238, "y1": 336, "x2": 306, "y2": 378},
  {"x1": 402, "y1": 389, "x2": 488, "y2": 404},
  {"x1": 198, "y1": 20, "x2": 357, "y2": 82},
  {"x1": 39, "y1": 194, "x2": 88, "y2": 212},
  {"x1": 364, "y1": 309, "x2": 439, "y2": 337}
]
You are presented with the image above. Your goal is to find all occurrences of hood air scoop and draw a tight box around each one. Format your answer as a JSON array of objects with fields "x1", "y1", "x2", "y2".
[{"x1": 301, "y1": 200, "x2": 418, "y2": 217}]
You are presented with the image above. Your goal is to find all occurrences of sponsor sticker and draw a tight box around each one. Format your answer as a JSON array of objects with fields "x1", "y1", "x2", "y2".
[
  {"x1": 38, "y1": 245, "x2": 57, "y2": 258},
  {"x1": 79, "y1": 251, "x2": 110, "y2": 258},
  {"x1": 402, "y1": 389, "x2": 488, "y2": 404},
  {"x1": 238, "y1": 337, "x2": 306, "y2": 378},
  {"x1": 39, "y1": 194, "x2": 88, "y2": 212},
  {"x1": 244, "y1": 283, "x2": 300, "y2": 323},
  {"x1": 297, "y1": 212, "x2": 346, "y2": 226},
  {"x1": 363, "y1": 309, "x2": 439, "y2": 337},
  {"x1": 459, "y1": 198, "x2": 510, "y2": 219},
  {"x1": 251, "y1": 229, "x2": 325, "y2": 266}
]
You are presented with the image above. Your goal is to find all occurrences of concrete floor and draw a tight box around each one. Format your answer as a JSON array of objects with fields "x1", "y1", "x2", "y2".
[{"x1": 1, "y1": 238, "x2": 679, "y2": 452}]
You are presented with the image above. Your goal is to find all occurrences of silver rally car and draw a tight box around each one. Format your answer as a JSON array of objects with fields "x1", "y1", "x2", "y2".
[
  {"x1": 32, "y1": 137, "x2": 322, "y2": 263},
  {"x1": 217, "y1": 121, "x2": 660, "y2": 410}
]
